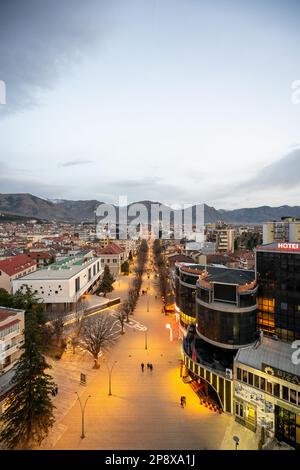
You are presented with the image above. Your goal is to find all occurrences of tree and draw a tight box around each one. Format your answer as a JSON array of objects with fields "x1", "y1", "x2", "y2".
[
  {"x1": 116, "y1": 305, "x2": 127, "y2": 334},
  {"x1": 0, "y1": 311, "x2": 55, "y2": 449},
  {"x1": 0, "y1": 288, "x2": 13, "y2": 307},
  {"x1": 80, "y1": 314, "x2": 119, "y2": 368},
  {"x1": 70, "y1": 301, "x2": 86, "y2": 354},
  {"x1": 98, "y1": 265, "x2": 115, "y2": 296},
  {"x1": 121, "y1": 260, "x2": 130, "y2": 275}
]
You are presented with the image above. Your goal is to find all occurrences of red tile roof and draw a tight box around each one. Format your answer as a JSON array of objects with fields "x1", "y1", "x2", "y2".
[
  {"x1": 27, "y1": 251, "x2": 53, "y2": 260},
  {"x1": 0, "y1": 308, "x2": 18, "y2": 322},
  {"x1": 0, "y1": 254, "x2": 36, "y2": 276},
  {"x1": 98, "y1": 242, "x2": 125, "y2": 255},
  {"x1": 0, "y1": 318, "x2": 20, "y2": 331}
]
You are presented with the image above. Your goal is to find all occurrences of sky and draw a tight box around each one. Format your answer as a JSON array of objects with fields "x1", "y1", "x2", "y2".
[{"x1": 0, "y1": 0, "x2": 300, "y2": 209}]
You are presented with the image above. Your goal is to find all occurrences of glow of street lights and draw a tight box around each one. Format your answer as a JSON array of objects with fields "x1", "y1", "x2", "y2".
[{"x1": 165, "y1": 323, "x2": 173, "y2": 341}]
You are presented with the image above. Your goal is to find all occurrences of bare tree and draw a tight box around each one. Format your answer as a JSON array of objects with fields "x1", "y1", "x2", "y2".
[
  {"x1": 70, "y1": 300, "x2": 87, "y2": 354},
  {"x1": 81, "y1": 314, "x2": 119, "y2": 368},
  {"x1": 116, "y1": 305, "x2": 127, "y2": 334}
]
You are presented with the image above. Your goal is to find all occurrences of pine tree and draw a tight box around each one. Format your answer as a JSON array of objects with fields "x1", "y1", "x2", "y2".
[
  {"x1": 121, "y1": 260, "x2": 130, "y2": 275},
  {"x1": 98, "y1": 265, "x2": 115, "y2": 296},
  {"x1": 0, "y1": 311, "x2": 55, "y2": 449}
]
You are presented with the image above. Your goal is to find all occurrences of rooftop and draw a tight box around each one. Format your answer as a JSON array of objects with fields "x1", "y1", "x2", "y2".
[
  {"x1": 256, "y1": 242, "x2": 300, "y2": 254},
  {"x1": 0, "y1": 306, "x2": 24, "y2": 323},
  {"x1": 235, "y1": 335, "x2": 300, "y2": 378},
  {"x1": 98, "y1": 242, "x2": 125, "y2": 255},
  {"x1": 0, "y1": 254, "x2": 36, "y2": 276},
  {"x1": 13, "y1": 255, "x2": 99, "y2": 281},
  {"x1": 177, "y1": 262, "x2": 255, "y2": 286}
]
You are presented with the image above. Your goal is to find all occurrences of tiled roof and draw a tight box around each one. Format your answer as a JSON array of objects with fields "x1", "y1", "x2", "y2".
[
  {"x1": 0, "y1": 254, "x2": 36, "y2": 276},
  {"x1": 98, "y1": 243, "x2": 125, "y2": 255}
]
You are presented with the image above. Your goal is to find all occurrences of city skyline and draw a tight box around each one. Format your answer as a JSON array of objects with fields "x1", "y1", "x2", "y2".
[{"x1": 0, "y1": 0, "x2": 300, "y2": 209}]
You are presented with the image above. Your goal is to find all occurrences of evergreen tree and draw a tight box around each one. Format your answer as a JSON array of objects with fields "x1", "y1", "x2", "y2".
[
  {"x1": 128, "y1": 250, "x2": 133, "y2": 262},
  {"x1": 121, "y1": 260, "x2": 130, "y2": 275},
  {"x1": 98, "y1": 265, "x2": 115, "y2": 296},
  {"x1": 0, "y1": 311, "x2": 55, "y2": 449}
]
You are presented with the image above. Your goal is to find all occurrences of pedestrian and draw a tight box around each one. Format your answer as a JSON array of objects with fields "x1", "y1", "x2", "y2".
[
  {"x1": 55, "y1": 386, "x2": 58, "y2": 395},
  {"x1": 51, "y1": 388, "x2": 55, "y2": 397},
  {"x1": 150, "y1": 364, "x2": 153, "y2": 371},
  {"x1": 147, "y1": 363, "x2": 150, "y2": 370},
  {"x1": 141, "y1": 363, "x2": 144, "y2": 372}
]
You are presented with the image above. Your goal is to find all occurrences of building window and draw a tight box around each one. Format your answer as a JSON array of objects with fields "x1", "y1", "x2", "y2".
[
  {"x1": 290, "y1": 389, "x2": 297, "y2": 404},
  {"x1": 242, "y1": 370, "x2": 248, "y2": 383},
  {"x1": 267, "y1": 381, "x2": 273, "y2": 395},
  {"x1": 282, "y1": 386, "x2": 289, "y2": 401},
  {"x1": 248, "y1": 372, "x2": 253, "y2": 386},
  {"x1": 254, "y1": 375, "x2": 260, "y2": 389},
  {"x1": 237, "y1": 368, "x2": 242, "y2": 381},
  {"x1": 274, "y1": 383, "x2": 280, "y2": 398},
  {"x1": 260, "y1": 377, "x2": 266, "y2": 391}
]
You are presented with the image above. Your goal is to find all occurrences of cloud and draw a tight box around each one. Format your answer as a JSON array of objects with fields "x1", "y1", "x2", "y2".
[
  {"x1": 239, "y1": 147, "x2": 300, "y2": 191},
  {"x1": 0, "y1": 0, "x2": 110, "y2": 117},
  {"x1": 60, "y1": 159, "x2": 93, "y2": 168}
]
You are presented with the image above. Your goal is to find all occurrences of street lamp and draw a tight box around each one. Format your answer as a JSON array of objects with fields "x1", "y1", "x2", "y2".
[
  {"x1": 166, "y1": 323, "x2": 173, "y2": 341},
  {"x1": 105, "y1": 361, "x2": 117, "y2": 396},
  {"x1": 75, "y1": 392, "x2": 91, "y2": 439},
  {"x1": 233, "y1": 435, "x2": 240, "y2": 450}
]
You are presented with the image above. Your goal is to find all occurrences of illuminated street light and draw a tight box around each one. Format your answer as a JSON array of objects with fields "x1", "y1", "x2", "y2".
[
  {"x1": 166, "y1": 323, "x2": 173, "y2": 341},
  {"x1": 105, "y1": 361, "x2": 118, "y2": 396},
  {"x1": 75, "y1": 392, "x2": 91, "y2": 439}
]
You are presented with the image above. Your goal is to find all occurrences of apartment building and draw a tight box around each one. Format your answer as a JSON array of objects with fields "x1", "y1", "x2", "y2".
[
  {"x1": 0, "y1": 254, "x2": 37, "y2": 293},
  {"x1": 0, "y1": 307, "x2": 25, "y2": 414},
  {"x1": 216, "y1": 228, "x2": 235, "y2": 253},
  {"x1": 263, "y1": 217, "x2": 300, "y2": 244},
  {"x1": 98, "y1": 242, "x2": 127, "y2": 275}
]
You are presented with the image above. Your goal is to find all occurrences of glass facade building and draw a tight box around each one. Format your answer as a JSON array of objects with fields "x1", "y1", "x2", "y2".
[{"x1": 256, "y1": 244, "x2": 300, "y2": 342}]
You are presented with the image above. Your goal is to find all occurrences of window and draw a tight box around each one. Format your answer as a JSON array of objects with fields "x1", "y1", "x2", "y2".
[
  {"x1": 260, "y1": 377, "x2": 266, "y2": 391},
  {"x1": 290, "y1": 389, "x2": 297, "y2": 404},
  {"x1": 248, "y1": 372, "x2": 253, "y2": 386},
  {"x1": 267, "y1": 381, "x2": 273, "y2": 394},
  {"x1": 282, "y1": 386, "x2": 289, "y2": 401},
  {"x1": 254, "y1": 375, "x2": 260, "y2": 389},
  {"x1": 237, "y1": 368, "x2": 242, "y2": 381},
  {"x1": 242, "y1": 370, "x2": 248, "y2": 383},
  {"x1": 274, "y1": 383, "x2": 280, "y2": 397}
]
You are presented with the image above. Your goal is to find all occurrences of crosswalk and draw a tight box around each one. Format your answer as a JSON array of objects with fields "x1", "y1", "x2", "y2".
[{"x1": 110, "y1": 309, "x2": 147, "y2": 332}]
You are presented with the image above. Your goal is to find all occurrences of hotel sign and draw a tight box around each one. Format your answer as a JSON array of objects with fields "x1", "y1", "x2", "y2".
[
  {"x1": 277, "y1": 243, "x2": 300, "y2": 251},
  {"x1": 262, "y1": 363, "x2": 300, "y2": 386}
]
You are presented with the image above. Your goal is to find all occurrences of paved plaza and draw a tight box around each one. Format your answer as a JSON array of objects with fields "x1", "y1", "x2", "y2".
[{"x1": 41, "y1": 247, "x2": 258, "y2": 450}]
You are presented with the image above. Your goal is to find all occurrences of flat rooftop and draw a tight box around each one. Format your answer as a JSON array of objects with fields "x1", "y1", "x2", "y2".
[
  {"x1": 177, "y1": 263, "x2": 255, "y2": 285},
  {"x1": 13, "y1": 256, "x2": 99, "y2": 281},
  {"x1": 235, "y1": 335, "x2": 300, "y2": 377}
]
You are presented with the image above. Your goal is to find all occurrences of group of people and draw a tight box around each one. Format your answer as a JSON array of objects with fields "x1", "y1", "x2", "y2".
[{"x1": 141, "y1": 362, "x2": 154, "y2": 372}]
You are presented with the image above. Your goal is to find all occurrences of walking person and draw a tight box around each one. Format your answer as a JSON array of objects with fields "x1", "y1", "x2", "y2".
[
  {"x1": 55, "y1": 386, "x2": 58, "y2": 396},
  {"x1": 149, "y1": 364, "x2": 153, "y2": 372},
  {"x1": 141, "y1": 363, "x2": 145, "y2": 372}
]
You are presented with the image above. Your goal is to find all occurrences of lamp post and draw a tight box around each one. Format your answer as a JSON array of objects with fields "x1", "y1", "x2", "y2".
[
  {"x1": 106, "y1": 361, "x2": 117, "y2": 396},
  {"x1": 233, "y1": 435, "x2": 240, "y2": 450},
  {"x1": 166, "y1": 323, "x2": 173, "y2": 341},
  {"x1": 75, "y1": 392, "x2": 91, "y2": 439}
]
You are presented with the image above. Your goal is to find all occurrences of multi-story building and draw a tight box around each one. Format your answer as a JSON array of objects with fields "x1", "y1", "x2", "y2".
[
  {"x1": 175, "y1": 263, "x2": 258, "y2": 413},
  {"x1": 98, "y1": 242, "x2": 127, "y2": 276},
  {"x1": 12, "y1": 255, "x2": 103, "y2": 315},
  {"x1": 0, "y1": 307, "x2": 25, "y2": 414},
  {"x1": 0, "y1": 254, "x2": 37, "y2": 293},
  {"x1": 256, "y1": 242, "x2": 300, "y2": 342},
  {"x1": 263, "y1": 217, "x2": 300, "y2": 245},
  {"x1": 216, "y1": 229, "x2": 235, "y2": 253},
  {"x1": 234, "y1": 335, "x2": 300, "y2": 449}
]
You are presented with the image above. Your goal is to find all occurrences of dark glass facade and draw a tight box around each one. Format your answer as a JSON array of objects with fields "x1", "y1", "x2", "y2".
[
  {"x1": 196, "y1": 303, "x2": 258, "y2": 347},
  {"x1": 175, "y1": 268, "x2": 198, "y2": 318},
  {"x1": 256, "y1": 251, "x2": 300, "y2": 341},
  {"x1": 275, "y1": 405, "x2": 300, "y2": 449}
]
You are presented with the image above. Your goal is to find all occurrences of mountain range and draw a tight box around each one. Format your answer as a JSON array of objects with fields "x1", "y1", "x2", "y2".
[{"x1": 0, "y1": 193, "x2": 300, "y2": 224}]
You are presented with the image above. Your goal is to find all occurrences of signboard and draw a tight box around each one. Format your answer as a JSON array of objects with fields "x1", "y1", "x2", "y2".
[
  {"x1": 262, "y1": 363, "x2": 300, "y2": 386},
  {"x1": 277, "y1": 243, "x2": 300, "y2": 251}
]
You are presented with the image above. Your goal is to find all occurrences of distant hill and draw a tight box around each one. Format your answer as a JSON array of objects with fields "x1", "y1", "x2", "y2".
[{"x1": 0, "y1": 193, "x2": 300, "y2": 224}]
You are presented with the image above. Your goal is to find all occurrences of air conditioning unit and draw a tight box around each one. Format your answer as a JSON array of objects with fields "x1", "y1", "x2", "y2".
[{"x1": 226, "y1": 368, "x2": 233, "y2": 380}]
